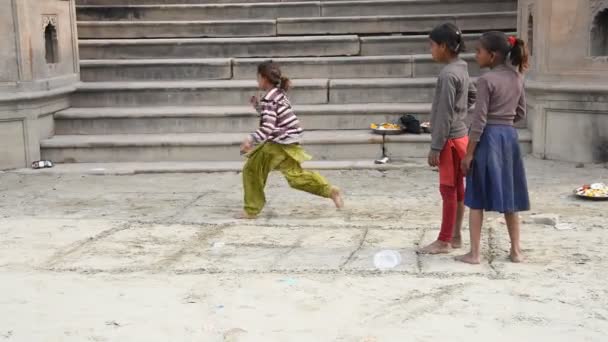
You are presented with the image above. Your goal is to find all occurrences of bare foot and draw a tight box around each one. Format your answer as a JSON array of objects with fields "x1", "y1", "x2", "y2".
[
  {"x1": 330, "y1": 187, "x2": 344, "y2": 209},
  {"x1": 455, "y1": 252, "x2": 481, "y2": 264},
  {"x1": 510, "y1": 248, "x2": 524, "y2": 263},
  {"x1": 452, "y1": 236, "x2": 463, "y2": 249},
  {"x1": 236, "y1": 211, "x2": 258, "y2": 220},
  {"x1": 417, "y1": 240, "x2": 451, "y2": 254}
]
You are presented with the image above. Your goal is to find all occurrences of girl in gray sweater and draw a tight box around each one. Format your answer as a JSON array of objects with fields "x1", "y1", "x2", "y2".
[
  {"x1": 457, "y1": 32, "x2": 531, "y2": 264},
  {"x1": 418, "y1": 23, "x2": 476, "y2": 255}
]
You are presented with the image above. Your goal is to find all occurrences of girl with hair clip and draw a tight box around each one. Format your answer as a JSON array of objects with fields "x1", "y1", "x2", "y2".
[
  {"x1": 239, "y1": 61, "x2": 344, "y2": 219},
  {"x1": 418, "y1": 23, "x2": 477, "y2": 255},
  {"x1": 457, "y1": 32, "x2": 531, "y2": 264}
]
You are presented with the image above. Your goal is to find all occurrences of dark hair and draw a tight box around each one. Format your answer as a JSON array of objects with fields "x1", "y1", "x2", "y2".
[
  {"x1": 429, "y1": 23, "x2": 465, "y2": 54},
  {"x1": 479, "y1": 31, "x2": 530, "y2": 73},
  {"x1": 257, "y1": 61, "x2": 291, "y2": 91}
]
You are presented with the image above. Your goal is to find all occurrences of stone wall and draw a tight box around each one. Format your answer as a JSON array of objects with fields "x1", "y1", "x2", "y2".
[
  {"x1": 520, "y1": 0, "x2": 608, "y2": 163},
  {"x1": 0, "y1": 0, "x2": 79, "y2": 170}
]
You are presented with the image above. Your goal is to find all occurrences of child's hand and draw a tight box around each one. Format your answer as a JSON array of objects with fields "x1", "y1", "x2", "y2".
[
  {"x1": 240, "y1": 136, "x2": 253, "y2": 155},
  {"x1": 461, "y1": 155, "x2": 474, "y2": 175},
  {"x1": 427, "y1": 150, "x2": 440, "y2": 167},
  {"x1": 249, "y1": 96, "x2": 259, "y2": 108}
]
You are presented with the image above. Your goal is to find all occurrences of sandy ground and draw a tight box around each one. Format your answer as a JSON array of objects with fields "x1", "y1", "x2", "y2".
[{"x1": 0, "y1": 157, "x2": 607, "y2": 342}]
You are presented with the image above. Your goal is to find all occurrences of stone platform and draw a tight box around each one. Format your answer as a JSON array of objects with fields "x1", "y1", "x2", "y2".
[{"x1": 1, "y1": 157, "x2": 607, "y2": 340}]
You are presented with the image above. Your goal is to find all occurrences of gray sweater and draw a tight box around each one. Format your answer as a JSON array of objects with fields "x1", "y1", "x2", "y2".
[
  {"x1": 469, "y1": 64, "x2": 526, "y2": 142},
  {"x1": 429, "y1": 59, "x2": 476, "y2": 151}
]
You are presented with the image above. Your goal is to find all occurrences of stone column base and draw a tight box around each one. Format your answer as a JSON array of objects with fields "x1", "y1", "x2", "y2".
[
  {"x1": 0, "y1": 86, "x2": 74, "y2": 170},
  {"x1": 526, "y1": 80, "x2": 608, "y2": 164}
]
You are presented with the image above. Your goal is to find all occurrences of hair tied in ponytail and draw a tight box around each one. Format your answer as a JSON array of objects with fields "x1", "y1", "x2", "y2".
[{"x1": 508, "y1": 36, "x2": 517, "y2": 47}]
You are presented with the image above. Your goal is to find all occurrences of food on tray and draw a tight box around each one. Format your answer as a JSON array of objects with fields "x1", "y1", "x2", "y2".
[
  {"x1": 370, "y1": 123, "x2": 401, "y2": 130},
  {"x1": 575, "y1": 183, "x2": 608, "y2": 198}
]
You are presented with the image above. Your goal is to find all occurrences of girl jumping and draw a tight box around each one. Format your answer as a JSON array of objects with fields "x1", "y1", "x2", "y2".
[
  {"x1": 457, "y1": 32, "x2": 531, "y2": 264},
  {"x1": 239, "y1": 62, "x2": 344, "y2": 219},
  {"x1": 418, "y1": 23, "x2": 476, "y2": 254}
]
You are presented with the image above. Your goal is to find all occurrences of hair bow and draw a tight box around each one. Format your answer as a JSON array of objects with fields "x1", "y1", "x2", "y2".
[{"x1": 508, "y1": 36, "x2": 517, "y2": 47}]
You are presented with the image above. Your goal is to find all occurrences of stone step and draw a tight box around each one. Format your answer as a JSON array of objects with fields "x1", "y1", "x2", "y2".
[
  {"x1": 231, "y1": 54, "x2": 480, "y2": 80},
  {"x1": 360, "y1": 32, "x2": 514, "y2": 56},
  {"x1": 40, "y1": 129, "x2": 532, "y2": 163},
  {"x1": 71, "y1": 79, "x2": 329, "y2": 107},
  {"x1": 78, "y1": 20, "x2": 277, "y2": 39},
  {"x1": 75, "y1": 1, "x2": 516, "y2": 22},
  {"x1": 80, "y1": 58, "x2": 233, "y2": 81},
  {"x1": 277, "y1": 12, "x2": 516, "y2": 36},
  {"x1": 75, "y1": 0, "x2": 515, "y2": 6},
  {"x1": 54, "y1": 103, "x2": 431, "y2": 134},
  {"x1": 70, "y1": 78, "x2": 437, "y2": 107},
  {"x1": 79, "y1": 35, "x2": 360, "y2": 59},
  {"x1": 77, "y1": 2, "x2": 321, "y2": 21},
  {"x1": 329, "y1": 78, "x2": 437, "y2": 104},
  {"x1": 76, "y1": 0, "x2": 286, "y2": 4},
  {"x1": 321, "y1": 0, "x2": 516, "y2": 17},
  {"x1": 79, "y1": 54, "x2": 480, "y2": 81},
  {"x1": 77, "y1": 12, "x2": 516, "y2": 39}
]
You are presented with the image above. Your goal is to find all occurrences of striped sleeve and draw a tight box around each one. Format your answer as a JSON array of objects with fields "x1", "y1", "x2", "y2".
[{"x1": 251, "y1": 101, "x2": 278, "y2": 143}]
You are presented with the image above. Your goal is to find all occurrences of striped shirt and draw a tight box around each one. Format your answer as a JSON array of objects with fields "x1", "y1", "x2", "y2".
[{"x1": 251, "y1": 87, "x2": 303, "y2": 145}]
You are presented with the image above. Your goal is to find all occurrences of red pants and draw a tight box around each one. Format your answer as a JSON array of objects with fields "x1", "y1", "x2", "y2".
[{"x1": 437, "y1": 136, "x2": 468, "y2": 242}]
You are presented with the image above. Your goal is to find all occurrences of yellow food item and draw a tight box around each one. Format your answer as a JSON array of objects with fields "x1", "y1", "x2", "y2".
[{"x1": 371, "y1": 123, "x2": 401, "y2": 130}]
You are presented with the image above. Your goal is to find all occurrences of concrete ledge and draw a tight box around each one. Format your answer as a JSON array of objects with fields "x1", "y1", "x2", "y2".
[
  {"x1": 526, "y1": 80, "x2": 608, "y2": 95},
  {"x1": 71, "y1": 79, "x2": 329, "y2": 107},
  {"x1": 80, "y1": 58, "x2": 232, "y2": 81},
  {"x1": 79, "y1": 35, "x2": 361, "y2": 59},
  {"x1": 78, "y1": 20, "x2": 277, "y2": 39},
  {"x1": 40, "y1": 129, "x2": 532, "y2": 163},
  {"x1": 77, "y1": 2, "x2": 321, "y2": 21},
  {"x1": 0, "y1": 85, "x2": 78, "y2": 103},
  {"x1": 277, "y1": 12, "x2": 516, "y2": 35},
  {"x1": 10, "y1": 160, "x2": 425, "y2": 175}
]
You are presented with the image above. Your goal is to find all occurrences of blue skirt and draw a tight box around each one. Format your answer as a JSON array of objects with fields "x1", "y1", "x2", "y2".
[{"x1": 465, "y1": 125, "x2": 530, "y2": 213}]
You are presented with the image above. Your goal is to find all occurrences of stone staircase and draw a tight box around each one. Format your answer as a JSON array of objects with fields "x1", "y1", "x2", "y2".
[{"x1": 41, "y1": 0, "x2": 529, "y2": 165}]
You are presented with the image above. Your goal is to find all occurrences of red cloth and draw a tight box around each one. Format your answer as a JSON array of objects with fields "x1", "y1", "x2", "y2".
[
  {"x1": 438, "y1": 136, "x2": 468, "y2": 187},
  {"x1": 437, "y1": 136, "x2": 468, "y2": 242}
]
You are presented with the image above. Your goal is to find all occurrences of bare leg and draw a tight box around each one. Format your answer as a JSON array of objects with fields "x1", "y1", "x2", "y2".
[
  {"x1": 330, "y1": 187, "x2": 344, "y2": 209},
  {"x1": 455, "y1": 209, "x2": 482, "y2": 264},
  {"x1": 505, "y1": 212, "x2": 523, "y2": 263},
  {"x1": 451, "y1": 201, "x2": 465, "y2": 249}
]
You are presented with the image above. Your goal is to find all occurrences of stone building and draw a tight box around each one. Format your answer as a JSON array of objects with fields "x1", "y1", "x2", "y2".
[
  {"x1": 520, "y1": 0, "x2": 608, "y2": 163},
  {"x1": 1, "y1": 0, "x2": 79, "y2": 170},
  {"x1": 0, "y1": 0, "x2": 606, "y2": 170}
]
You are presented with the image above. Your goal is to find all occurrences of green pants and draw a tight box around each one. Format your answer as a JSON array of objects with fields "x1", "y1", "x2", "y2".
[{"x1": 243, "y1": 142, "x2": 333, "y2": 216}]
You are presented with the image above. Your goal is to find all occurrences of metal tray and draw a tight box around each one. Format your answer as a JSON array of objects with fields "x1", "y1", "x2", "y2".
[
  {"x1": 372, "y1": 128, "x2": 405, "y2": 135},
  {"x1": 574, "y1": 193, "x2": 608, "y2": 201}
]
